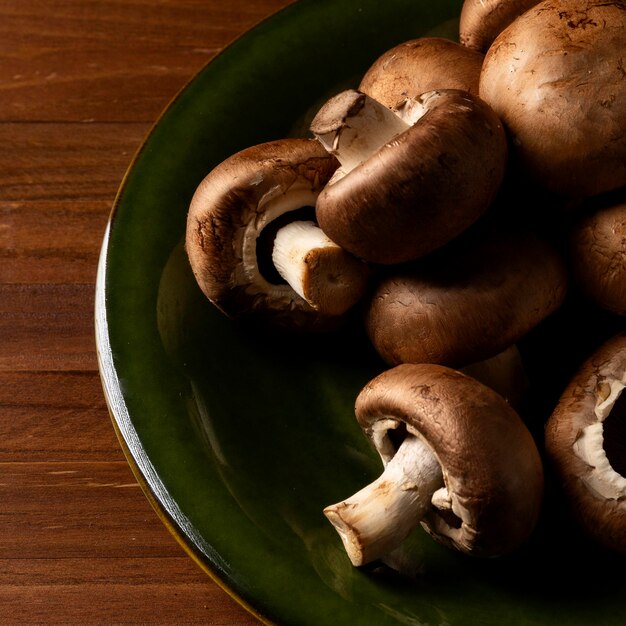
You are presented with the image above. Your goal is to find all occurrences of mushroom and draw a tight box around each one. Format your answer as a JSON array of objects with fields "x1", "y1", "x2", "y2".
[
  {"x1": 460, "y1": 344, "x2": 528, "y2": 408},
  {"x1": 310, "y1": 88, "x2": 508, "y2": 265},
  {"x1": 363, "y1": 227, "x2": 568, "y2": 368},
  {"x1": 545, "y1": 333, "x2": 626, "y2": 554},
  {"x1": 325, "y1": 363, "x2": 544, "y2": 566},
  {"x1": 459, "y1": 0, "x2": 540, "y2": 52},
  {"x1": 569, "y1": 193, "x2": 626, "y2": 317},
  {"x1": 478, "y1": 0, "x2": 626, "y2": 199},
  {"x1": 185, "y1": 138, "x2": 370, "y2": 330},
  {"x1": 358, "y1": 37, "x2": 484, "y2": 108}
]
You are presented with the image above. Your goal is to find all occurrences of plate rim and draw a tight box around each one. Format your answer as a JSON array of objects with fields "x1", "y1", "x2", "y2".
[
  {"x1": 93, "y1": 3, "x2": 307, "y2": 624},
  {"x1": 95, "y1": 219, "x2": 276, "y2": 625}
]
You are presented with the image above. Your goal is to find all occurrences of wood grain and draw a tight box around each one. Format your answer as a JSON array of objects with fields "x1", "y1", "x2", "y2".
[
  {"x1": 0, "y1": 371, "x2": 120, "y2": 462},
  {"x1": 0, "y1": 201, "x2": 109, "y2": 284},
  {"x1": 0, "y1": 0, "x2": 293, "y2": 123},
  {"x1": 0, "y1": 558, "x2": 260, "y2": 626},
  {"x1": 0, "y1": 1, "x2": 294, "y2": 623},
  {"x1": 0, "y1": 284, "x2": 97, "y2": 371},
  {"x1": 0, "y1": 123, "x2": 149, "y2": 201}
]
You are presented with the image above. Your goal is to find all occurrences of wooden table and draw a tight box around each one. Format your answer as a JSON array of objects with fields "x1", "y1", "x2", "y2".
[{"x1": 0, "y1": 1, "x2": 293, "y2": 623}]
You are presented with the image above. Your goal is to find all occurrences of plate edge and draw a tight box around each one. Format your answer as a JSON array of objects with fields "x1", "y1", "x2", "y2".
[{"x1": 94, "y1": 221, "x2": 277, "y2": 626}]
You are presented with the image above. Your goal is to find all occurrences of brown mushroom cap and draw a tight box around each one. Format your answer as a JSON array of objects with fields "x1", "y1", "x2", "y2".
[
  {"x1": 355, "y1": 363, "x2": 544, "y2": 557},
  {"x1": 545, "y1": 333, "x2": 626, "y2": 554},
  {"x1": 314, "y1": 89, "x2": 508, "y2": 265},
  {"x1": 359, "y1": 37, "x2": 484, "y2": 108},
  {"x1": 479, "y1": 0, "x2": 626, "y2": 199},
  {"x1": 569, "y1": 196, "x2": 626, "y2": 317},
  {"x1": 459, "y1": 0, "x2": 541, "y2": 52},
  {"x1": 364, "y1": 228, "x2": 568, "y2": 367},
  {"x1": 185, "y1": 138, "x2": 343, "y2": 330}
]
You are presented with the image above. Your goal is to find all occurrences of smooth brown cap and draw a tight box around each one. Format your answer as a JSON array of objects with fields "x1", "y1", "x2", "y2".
[
  {"x1": 569, "y1": 195, "x2": 626, "y2": 317},
  {"x1": 359, "y1": 37, "x2": 484, "y2": 108},
  {"x1": 355, "y1": 363, "x2": 544, "y2": 557},
  {"x1": 459, "y1": 0, "x2": 541, "y2": 52},
  {"x1": 479, "y1": 0, "x2": 626, "y2": 199},
  {"x1": 185, "y1": 138, "x2": 339, "y2": 330},
  {"x1": 545, "y1": 333, "x2": 626, "y2": 554},
  {"x1": 364, "y1": 228, "x2": 568, "y2": 367},
  {"x1": 315, "y1": 89, "x2": 508, "y2": 265}
]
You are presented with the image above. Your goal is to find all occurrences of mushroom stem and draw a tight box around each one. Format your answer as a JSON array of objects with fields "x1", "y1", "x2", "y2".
[
  {"x1": 310, "y1": 90, "x2": 409, "y2": 177},
  {"x1": 271, "y1": 220, "x2": 368, "y2": 316},
  {"x1": 324, "y1": 434, "x2": 443, "y2": 566}
]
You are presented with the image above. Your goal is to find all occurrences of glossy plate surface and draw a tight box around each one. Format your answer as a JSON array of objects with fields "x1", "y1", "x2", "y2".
[{"x1": 96, "y1": 1, "x2": 626, "y2": 624}]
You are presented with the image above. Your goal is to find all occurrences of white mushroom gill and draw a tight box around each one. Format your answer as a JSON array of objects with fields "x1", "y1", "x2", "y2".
[
  {"x1": 573, "y1": 373, "x2": 626, "y2": 500},
  {"x1": 324, "y1": 434, "x2": 444, "y2": 567},
  {"x1": 311, "y1": 90, "x2": 410, "y2": 184}
]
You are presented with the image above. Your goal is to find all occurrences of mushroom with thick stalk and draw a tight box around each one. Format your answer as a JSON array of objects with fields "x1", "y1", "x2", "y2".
[
  {"x1": 545, "y1": 333, "x2": 626, "y2": 555},
  {"x1": 310, "y1": 88, "x2": 508, "y2": 265},
  {"x1": 325, "y1": 363, "x2": 544, "y2": 566},
  {"x1": 459, "y1": 0, "x2": 540, "y2": 52},
  {"x1": 359, "y1": 37, "x2": 484, "y2": 108},
  {"x1": 569, "y1": 193, "x2": 626, "y2": 317},
  {"x1": 185, "y1": 138, "x2": 370, "y2": 330},
  {"x1": 479, "y1": 0, "x2": 626, "y2": 199},
  {"x1": 363, "y1": 227, "x2": 568, "y2": 368}
]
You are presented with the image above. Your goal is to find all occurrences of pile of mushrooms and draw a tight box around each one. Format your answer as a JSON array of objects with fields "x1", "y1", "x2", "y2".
[{"x1": 186, "y1": 0, "x2": 626, "y2": 569}]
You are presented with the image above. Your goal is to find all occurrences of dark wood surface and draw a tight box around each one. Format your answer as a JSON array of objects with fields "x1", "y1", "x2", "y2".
[{"x1": 0, "y1": 1, "x2": 294, "y2": 623}]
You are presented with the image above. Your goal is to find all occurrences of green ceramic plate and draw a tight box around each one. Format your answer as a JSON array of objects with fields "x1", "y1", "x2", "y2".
[{"x1": 96, "y1": 1, "x2": 625, "y2": 624}]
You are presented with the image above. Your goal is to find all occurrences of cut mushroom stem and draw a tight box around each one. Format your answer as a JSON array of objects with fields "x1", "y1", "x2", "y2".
[
  {"x1": 311, "y1": 90, "x2": 409, "y2": 179},
  {"x1": 324, "y1": 434, "x2": 444, "y2": 567},
  {"x1": 271, "y1": 220, "x2": 369, "y2": 316}
]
